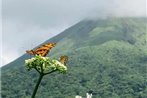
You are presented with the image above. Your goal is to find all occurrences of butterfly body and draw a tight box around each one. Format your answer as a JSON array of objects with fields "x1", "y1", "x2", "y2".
[{"x1": 26, "y1": 42, "x2": 56, "y2": 57}]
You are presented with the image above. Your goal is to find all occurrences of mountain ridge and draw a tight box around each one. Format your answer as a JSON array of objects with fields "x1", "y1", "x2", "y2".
[
  {"x1": 1, "y1": 17, "x2": 147, "y2": 98},
  {"x1": 2, "y1": 17, "x2": 146, "y2": 69}
]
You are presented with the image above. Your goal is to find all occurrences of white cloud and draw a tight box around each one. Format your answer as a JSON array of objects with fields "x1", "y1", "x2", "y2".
[
  {"x1": 2, "y1": 48, "x2": 19, "y2": 66},
  {"x1": 0, "y1": 0, "x2": 2, "y2": 67},
  {"x1": 2, "y1": 19, "x2": 68, "y2": 66},
  {"x1": 2, "y1": 0, "x2": 146, "y2": 66}
]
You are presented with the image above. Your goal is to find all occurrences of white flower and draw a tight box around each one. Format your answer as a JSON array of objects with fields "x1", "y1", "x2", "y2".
[
  {"x1": 25, "y1": 58, "x2": 35, "y2": 64},
  {"x1": 25, "y1": 55, "x2": 67, "y2": 73},
  {"x1": 52, "y1": 60, "x2": 67, "y2": 72}
]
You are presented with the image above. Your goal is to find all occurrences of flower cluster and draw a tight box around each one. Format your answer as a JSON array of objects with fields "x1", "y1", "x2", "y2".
[{"x1": 25, "y1": 55, "x2": 67, "y2": 73}]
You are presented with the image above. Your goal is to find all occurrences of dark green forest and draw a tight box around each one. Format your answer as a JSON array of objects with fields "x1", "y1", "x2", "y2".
[{"x1": 1, "y1": 17, "x2": 147, "y2": 98}]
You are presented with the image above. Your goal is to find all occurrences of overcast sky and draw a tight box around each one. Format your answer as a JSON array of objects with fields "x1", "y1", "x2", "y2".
[
  {"x1": 0, "y1": 0, "x2": 2, "y2": 67},
  {"x1": 1, "y1": 0, "x2": 146, "y2": 66}
]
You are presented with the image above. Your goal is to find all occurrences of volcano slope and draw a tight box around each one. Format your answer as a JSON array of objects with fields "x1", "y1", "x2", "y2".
[{"x1": 1, "y1": 17, "x2": 147, "y2": 98}]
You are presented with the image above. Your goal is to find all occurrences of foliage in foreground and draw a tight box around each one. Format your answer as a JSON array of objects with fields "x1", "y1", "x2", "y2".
[{"x1": 25, "y1": 55, "x2": 67, "y2": 98}]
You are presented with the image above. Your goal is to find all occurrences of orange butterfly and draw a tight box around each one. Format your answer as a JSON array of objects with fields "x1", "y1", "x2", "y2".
[
  {"x1": 59, "y1": 55, "x2": 68, "y2": 65},
  {"x1": 26, "y1": 42, "x2": 56, "y2": 57}
]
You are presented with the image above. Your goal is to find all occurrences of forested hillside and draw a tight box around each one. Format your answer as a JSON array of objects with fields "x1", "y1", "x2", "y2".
[{"x1": 1, "y1": 17, "x2": 147, "y2": 98}]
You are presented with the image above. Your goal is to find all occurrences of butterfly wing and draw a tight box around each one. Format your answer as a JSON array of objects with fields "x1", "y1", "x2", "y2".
[
  {"x1": 34, "y1": 42, "x2": 56, "y2": 56},
  {"x1": 26, "y1": 50, "x2": 35, "y2": 55},
  {"x1": 42, "y1": 42, "x2": 56, "y2": 48},
  {"x1": 60, "y1": 55, "x2": 68, "y2": 65},
  {"x1": 26, "y1": 42, "x2": 56, "y2": 56}
]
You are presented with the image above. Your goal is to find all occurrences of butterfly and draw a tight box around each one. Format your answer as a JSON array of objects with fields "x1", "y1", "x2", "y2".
[
  {"x1": 26, "y1": 42, "x2": 56, "y2": 57},
  {"x1": 60, "y1": 55, "x2": 68, "y2": 65}
]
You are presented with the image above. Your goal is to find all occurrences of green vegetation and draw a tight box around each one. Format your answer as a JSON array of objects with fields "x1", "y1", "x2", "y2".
[
  {"x1": 25, "y1": 55, "x2": 67, "y2": 98},
  {"x1": 1, "y1": 17, "x2": 147, "y2": 98}
]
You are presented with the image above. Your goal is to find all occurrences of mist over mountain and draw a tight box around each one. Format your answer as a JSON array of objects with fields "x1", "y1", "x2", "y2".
[
  {"x1": 2, "y1": 0, "x2": 146, "y2": 66},
  {"x1": 1, "y1": 17, "x2": 147, "y2": 98}
]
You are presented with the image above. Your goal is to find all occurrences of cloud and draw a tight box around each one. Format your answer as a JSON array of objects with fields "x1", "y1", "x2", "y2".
[
  {"x1": 0, "y1": 0, "x2": 2, "y2": 67},
  {"x1": 2, "y1": 19, "x2": 66, "y2": 66},
  {"x1": 2, "y1": 0, "x2": 146, "y2": 66},
  {"x1": 2, "y1": 46, "x2": 19, "y2": 66},
  {"x1": 3, "y1": 0, "x2": 146, "y2": 22}
]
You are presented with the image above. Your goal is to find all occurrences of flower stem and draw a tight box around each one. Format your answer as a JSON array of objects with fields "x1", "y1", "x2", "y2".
[{"x1": 31, "y1": 74, "x2": 44, "y2": 98}]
